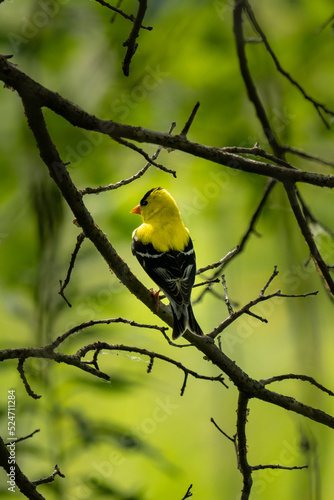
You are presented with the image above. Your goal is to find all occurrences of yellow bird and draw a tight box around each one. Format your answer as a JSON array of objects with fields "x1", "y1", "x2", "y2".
[{"x1": 131, "y1": 187, "x2": 203, "y2": 339}]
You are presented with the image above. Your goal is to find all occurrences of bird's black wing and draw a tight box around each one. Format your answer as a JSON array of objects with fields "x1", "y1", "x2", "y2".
[{"x1": 132, "y1": 237, "x2": 196, "y2": 305}]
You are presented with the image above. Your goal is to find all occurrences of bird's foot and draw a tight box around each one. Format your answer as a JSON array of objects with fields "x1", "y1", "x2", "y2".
[{"x1": 150, "y1": 288, "x2": 160, "y2": 311}]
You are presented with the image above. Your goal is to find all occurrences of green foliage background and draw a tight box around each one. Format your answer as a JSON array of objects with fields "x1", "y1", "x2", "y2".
[{"x1": 1, "y1": 0, "x2": 334, "y2": 498}]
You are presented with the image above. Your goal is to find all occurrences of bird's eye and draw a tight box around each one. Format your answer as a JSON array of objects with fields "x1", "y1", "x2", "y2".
[{"x1": 141, "y1": 200, "x2": 148, "y2": 206}]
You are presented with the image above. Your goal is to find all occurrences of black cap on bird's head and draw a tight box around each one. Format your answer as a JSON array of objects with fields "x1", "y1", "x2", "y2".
[
  {"x1": 140, "y1": 187, "x2": 162, "y2": 207},
  {"x1": 130, "y1": 187, "x2": 162, "y2": 215}
]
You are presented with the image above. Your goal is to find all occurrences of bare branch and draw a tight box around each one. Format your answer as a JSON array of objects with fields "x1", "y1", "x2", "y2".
[
  {"x1": 76, "y1": 341, "x2": 228, "y2": 396},
  {"x1": 0, "y1": 435, "x2": 45, "y2": 499},
  {"x1": 208, "y1": 267, "x2": 318, "y2": 339},
  {"x1": 252, "y1": 464, "x2": 307, "y2": 471},
  {"x1": 221, "y1": 145, "x2": 293, "y2": 169},
  {"x1": 51, "y1": 317, "x2": 169, "y2": 350},
  {"x1": 2, "y1": 57, "x2": 334, "y2": 189},
  {"x1": 233, "y1": 1, "x2": 282, "y2": 155},
  {"x1": 244, "y1": 0, "x2": 334, "y2": 128},
  {"x1": 236, "y1": 391, "x2": 252, "y2": 500},
  {"x1": 113, "y1": 136, "x2": 177, "y2": 177},
  {"x1": 284, "y1": 182, "x2": 334, "y2": 294},
  {"x1": 122, "y1": 0, "x2": 151, "y2": 76}
]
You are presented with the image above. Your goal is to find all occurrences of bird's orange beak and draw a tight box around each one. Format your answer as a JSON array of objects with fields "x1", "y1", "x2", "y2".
[{"x1": 130, "y1": 204, "x2": 141, "y2": 215}]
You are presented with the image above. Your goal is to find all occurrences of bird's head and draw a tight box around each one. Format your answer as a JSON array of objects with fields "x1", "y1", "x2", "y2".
[{"x1": 131, "y1": 187, "x2": 181, "y2": 223}]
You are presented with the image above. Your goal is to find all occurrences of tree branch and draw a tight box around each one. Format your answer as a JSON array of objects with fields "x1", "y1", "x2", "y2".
[
  {"x1": 261, "y1": 373, "x2": 334, "y2": 397},
  {"x1": 32, "y1": 465, "x2": 65, "y2": 487},
  {"x1": 284, "y1": 182, "x2": 334, "y2": 294},
  {"x1": 122, "y1": 0, "x2": 149, "y2": 76},
  {"x1": 93, "y1": 0, "x2": 152, "y2": 30},
  {"x1": 59, "y1": 231, "x2": 86, "y2": 307},
  {"x1": 76, "y1": 341, "x2": 228, "y2": 396},
  {"x1": 0, "y1": 436, "x2": 46, "y2": 499},
  {"x1": 244, "y1": 0, "x2": 334, "y2": 128},
  {"x1": 1, "y1": 57, "x2": 334, "y2": 189},
  {"x1": 208, "y1": 267, "x2": 318, "y2": 338},
  {"x1": 80, "y1": 123, "x2": 176, "y2": 196}
]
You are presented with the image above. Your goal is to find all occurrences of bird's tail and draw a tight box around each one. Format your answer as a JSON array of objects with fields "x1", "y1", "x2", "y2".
[{"x1": 171, "y1": 303, "x2": 203, "y2": 340}]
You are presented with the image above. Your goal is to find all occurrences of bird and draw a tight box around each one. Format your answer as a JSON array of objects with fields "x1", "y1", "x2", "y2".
[{"x1": 131, "y1": 187, "x2": 203, "y2": 340}]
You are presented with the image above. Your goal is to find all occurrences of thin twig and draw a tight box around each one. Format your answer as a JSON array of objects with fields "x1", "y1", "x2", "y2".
[
  {"x1": 93, "y1": 0, "x2": 151, "y2": 29},
  {"x1": 220, "y1": 145, "x2": 294, "y2": 169},
  {"x1": 284, "y1": 182, "x2": 334, "y2": 295},
  {"x1": 210, "y1": 417, "x2": 235, "y2": 442},
  {"x1": 193, "y1": 278, "x2": 220, "y2": 289},
  {"x1": 261, "y1": 373, "x2": 334, "y2": 397},
  {"x1": 260, "y1": 265, "x2": 279, "y2": 296},
  {"x1": 80, "y1": 122, "x2": 176, "y2": 195},
  {"x1": 113, "y1": 136, "x2": 177, "y2": 177},
  {"x1": 160, "y1": 277, "x2": 220, "y2": 302},
  {"x1": 244, "y1": 0, "x2": 334, "y2": 128},
  {"x1": 233, "y1": 1, "x2": 282, "y2": 154},
  {"x1": 179, "y1": 101, "x2": 200, "y2": 137},
  {"x1": 80, "y1": 164, "x2": 150, "y2": 195},
  {"x1": 59, "y1": 231, "x2": 85, "y2": 306},
  {"x1": 17, "y1": 358, "x2": 41, "y2": 400},
  {"x1": 196, "y1": 247, "x2": 239, "y2": 275},
  {"x1": 316, "y1": 12, "x2": 334, "y2": 35},
  {"x1": 122, "y1": 0, "x2": 150, "y2": 76},
  {"x1": 51, "y1": 317, "x2": 169, "y2": 350},
  {"x1": 208, "y1": 267, "x2": 318, "y2": 339},
  {"x1": 282, "y1": 145, "x2": 334, "y2": 169},
  {"x1": 76, "y1": 341, "x2": 228, "y2": 395},
  {"x1": 181, "y1": 484, "x2": 193, "y2": 499},
  {"x1": 32, "y1": 464, "x2": 65, "y2": 487},
  {"x1": 196, "y1": 179, "x2": 277, "y2": 306},
  {"x1": 252, "y1": 464, "x2": 307, "y2": 471},
  {"x1": 222, "y1": 274, "x2": 234, "y2": 315},
  {"x1": 5, "y1": 429, "x2": 40, "y2": 446}
]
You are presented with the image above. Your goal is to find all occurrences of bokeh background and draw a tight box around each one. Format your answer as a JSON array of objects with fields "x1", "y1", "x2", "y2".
[{"x1": 1, "y1": 0, "x2": 334, "y2": 498}]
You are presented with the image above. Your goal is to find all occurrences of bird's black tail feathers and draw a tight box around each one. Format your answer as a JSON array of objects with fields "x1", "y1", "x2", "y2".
[{"x1": 171, "y1": 303, "x2": 203, "y2": 340}]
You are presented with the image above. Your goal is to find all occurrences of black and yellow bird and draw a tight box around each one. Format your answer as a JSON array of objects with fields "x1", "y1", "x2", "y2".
[{"x1": 131, "y1": 187, "x2": 203, "y2": 340}]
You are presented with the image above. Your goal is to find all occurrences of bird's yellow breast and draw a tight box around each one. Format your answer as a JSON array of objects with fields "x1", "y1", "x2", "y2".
[{"x1": 134, "y1": 220, "x2": 190, "y2": 253}]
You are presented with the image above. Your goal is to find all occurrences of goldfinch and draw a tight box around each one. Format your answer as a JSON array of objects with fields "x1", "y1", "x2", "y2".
[{"x1": 131, "y1": 187, "x2": 203, "y2": 340}]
